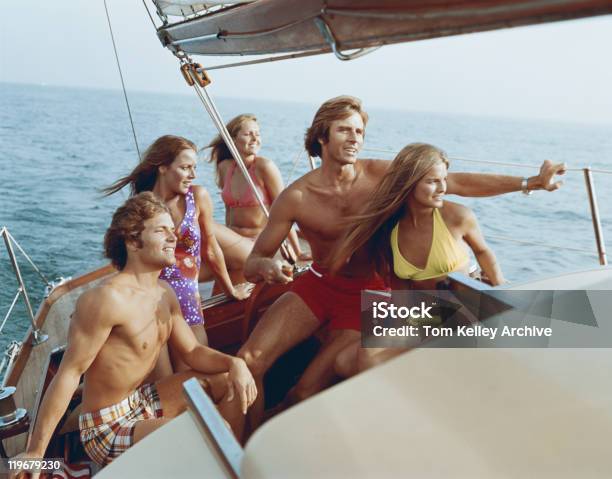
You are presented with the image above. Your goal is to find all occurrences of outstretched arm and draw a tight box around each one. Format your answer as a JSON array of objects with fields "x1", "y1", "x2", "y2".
[
  {"x1": 244, "y1": 187, "x2": 299, "y2": 284},
  {"x1": 462, "y1": 210, "x2": 505, "y2": 286},
  {"x1": 23, "y1": 290, "x2": 115, "y2": 459},
  {"x1": 195, "y1": 186, "x2": 248, "y2": 300},
  {"x1": 447, "y1": 160, "x2": 566, "y2": 197},
  {"x1": 166, "y1": 287, "x2": 256, "y2": 414}
]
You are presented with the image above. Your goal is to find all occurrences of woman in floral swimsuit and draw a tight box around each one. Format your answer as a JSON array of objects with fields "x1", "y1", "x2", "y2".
[{"x1": 104, "y1": 135, "x2": 250, "y2": 370}]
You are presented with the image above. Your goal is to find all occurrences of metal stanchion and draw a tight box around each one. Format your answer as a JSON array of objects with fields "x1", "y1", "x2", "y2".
[
  {"x1": 1, "y1": 228, "x2": 48, "y2": 345},
  {"x1": 583, "y1": 168, "x2": 608, "y2": 266}
]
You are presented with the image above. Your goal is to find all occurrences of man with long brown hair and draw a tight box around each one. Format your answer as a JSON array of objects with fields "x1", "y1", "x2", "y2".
[
  {"x1": 14, "y1": 192, "x2": 256, "y2": 473},
  {"x1": 238, "y1": 95, "x2": 565, "y2": 427}
]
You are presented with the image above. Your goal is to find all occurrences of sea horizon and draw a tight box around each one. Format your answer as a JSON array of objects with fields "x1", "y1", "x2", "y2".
[{"x1": 3, "y1": 80, "x2": 611, "y2": 129}]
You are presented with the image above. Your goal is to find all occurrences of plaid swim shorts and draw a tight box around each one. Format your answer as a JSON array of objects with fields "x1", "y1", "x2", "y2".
[{"x1": 79, "y1": 382, "x2": 163, "y2": 466}]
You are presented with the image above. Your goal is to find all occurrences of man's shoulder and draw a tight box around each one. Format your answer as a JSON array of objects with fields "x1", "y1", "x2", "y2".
[
  {"x1": 359, "y1": 158, "x2": 391, "y2": 177},
  {"x1": 74, "y1": 280, "x2": 126, "y2": 324},
  {"x1": 81, "y1": 279, "x2": 124, "y2": 306},
  {"x1": 281, "y1": 175, "x2": 310, "y2": 199},
  {"x1": 264, "y1": 179, "x2": 305, "y2": 220},
  {"x1": 80, "y1": 273, "x2": 154, "y2": 310}
]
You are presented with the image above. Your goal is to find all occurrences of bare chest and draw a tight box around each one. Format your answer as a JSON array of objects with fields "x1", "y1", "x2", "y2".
[
  {"x1": 295, "y1": 183, "x2": 375, "y2": 262},
  {"x1": 297, "y1": 183, "x2": 373, "y2": 239},
  {"x1": 113, "y1": 299, "x2": 173, "y2": 354}
]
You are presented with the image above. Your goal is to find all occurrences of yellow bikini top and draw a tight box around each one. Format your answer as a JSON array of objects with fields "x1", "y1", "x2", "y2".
[{"x1": 391, "y1": 208, "x2": 470, "y2": 281}]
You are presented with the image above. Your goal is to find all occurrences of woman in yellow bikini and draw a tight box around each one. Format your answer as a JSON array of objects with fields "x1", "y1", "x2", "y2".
[{"x1": 331, "y1": 143, "x2": 505, "y2": 375}]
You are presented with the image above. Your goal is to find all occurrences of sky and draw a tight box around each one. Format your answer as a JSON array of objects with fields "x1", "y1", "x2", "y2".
[{"x1": 1, "y1": 1, "x2": 611, "y2": 124}]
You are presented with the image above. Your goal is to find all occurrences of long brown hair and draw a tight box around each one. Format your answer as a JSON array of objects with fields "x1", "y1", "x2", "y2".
[
  {"x1": 103, "y1": 135, "x2": 197, "y2": 196},
  {"x1": 104, "y1": 192, "x2": 170, "y2": 270},
  {"x1": 330, "y1": 143, "x2": 449, "y2": 277},
  {"x1": 304, "y1": 96, "x2": 368, "y2": 158},
  {"x1": 208, "y1": 114, "x2": 257, "y2": 187}
]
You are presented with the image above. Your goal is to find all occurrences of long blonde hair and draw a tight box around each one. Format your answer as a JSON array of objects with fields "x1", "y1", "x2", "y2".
[
  {"x1": 208, "y1": 114, "x2": 258, "y2": 187},
  {"x1": 331, "y1": 143, "x2": 449, "y2": 277}
]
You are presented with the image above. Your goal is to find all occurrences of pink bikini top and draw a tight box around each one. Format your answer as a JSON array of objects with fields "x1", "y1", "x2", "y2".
[{"x1": 221, "y1": 161, "x2": 271, "y2": 208}]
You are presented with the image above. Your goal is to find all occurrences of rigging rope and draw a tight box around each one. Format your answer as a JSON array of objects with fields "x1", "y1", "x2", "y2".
[
  {"x1": 142, "y1": 0, "x2": 158, "y2": 30},
  {"x1": 104, "y1": 0, "x2": 141, "y2": 160},
  {"x1": 0, "y1": 290, "x2": 21, "y2": 337},
  {"x1": 4, "y1": 229, "x2": 51, "y2": 285},
  {"x1": 286, "y1": 149, "x2": 304, "y2": 185},
  {"x1": 486, "y1": 234, "x2": 604, "y2": 256}
]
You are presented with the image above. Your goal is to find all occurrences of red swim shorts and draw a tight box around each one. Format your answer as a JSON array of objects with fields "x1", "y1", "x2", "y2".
[{"x1": 290, "y1": 264, "x2": 388, "y2": 331}]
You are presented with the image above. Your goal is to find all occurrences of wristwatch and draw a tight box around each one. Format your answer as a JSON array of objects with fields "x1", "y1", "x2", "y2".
[{"x1": 521, "y1": 177, "x2": 533, "y2": 196}]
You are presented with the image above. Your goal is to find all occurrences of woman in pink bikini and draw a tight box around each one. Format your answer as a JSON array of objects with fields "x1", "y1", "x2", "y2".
[{"x1": 206, "y1": 114, "x2": 310, "y2": 279}]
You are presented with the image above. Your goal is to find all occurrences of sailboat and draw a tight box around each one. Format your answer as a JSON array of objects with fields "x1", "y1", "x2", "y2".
[{"x1": 1, "y1": 1, "x2": 611, "y2": 477}]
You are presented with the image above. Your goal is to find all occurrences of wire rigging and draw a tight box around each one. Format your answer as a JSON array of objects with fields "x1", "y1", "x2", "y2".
[{"x1": 103, "y1": 0, "x2": 141, "y2": 160}]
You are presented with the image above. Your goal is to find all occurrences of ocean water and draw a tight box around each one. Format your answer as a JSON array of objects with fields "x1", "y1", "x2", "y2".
[{"x1": 1, "y1": 82, "x2": 611, "y2": 350}]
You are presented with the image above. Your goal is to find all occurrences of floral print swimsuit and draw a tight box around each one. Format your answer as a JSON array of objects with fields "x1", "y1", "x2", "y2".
[{"x1": 159, "y1": 186, "x2": 204, "y2": 326}]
